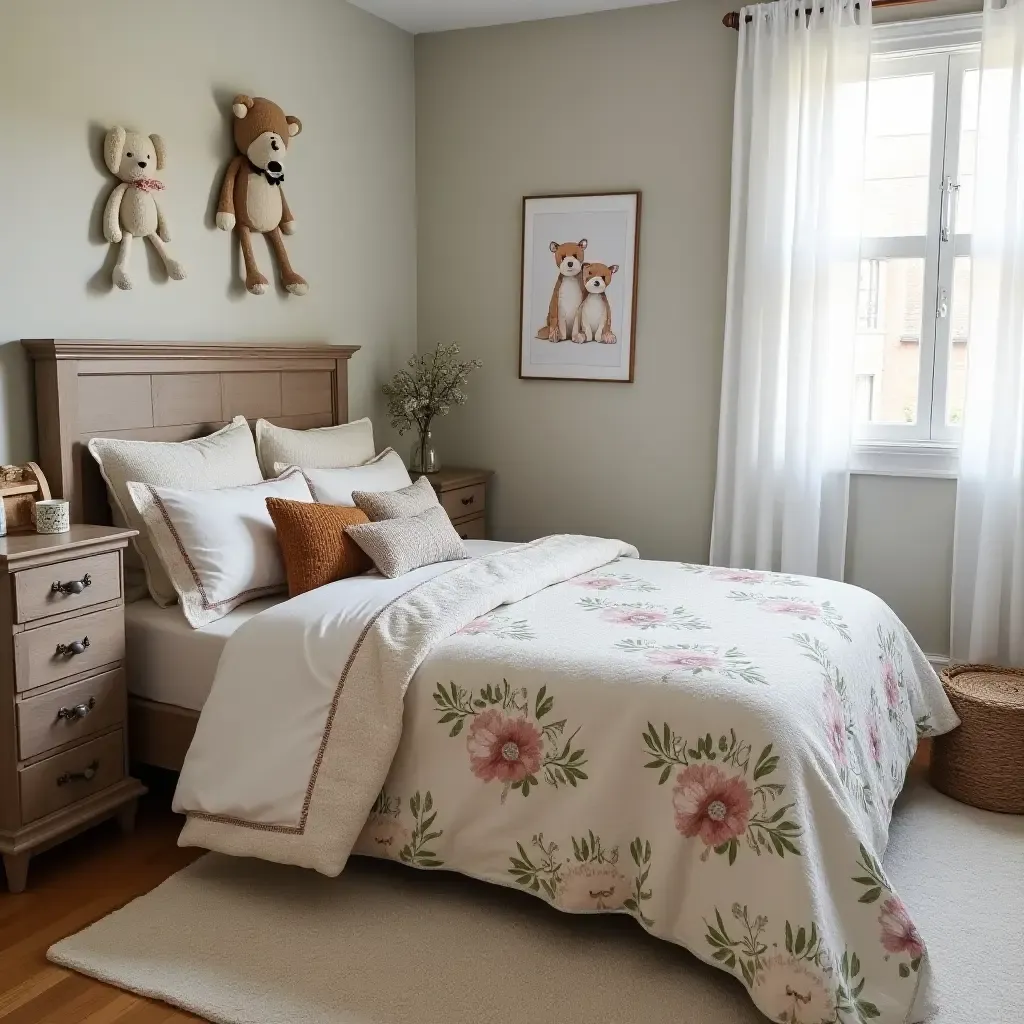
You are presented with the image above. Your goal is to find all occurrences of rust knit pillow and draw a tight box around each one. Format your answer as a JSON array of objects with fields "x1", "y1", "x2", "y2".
[{"x1": 266, "y1": 497, "x2": 373, "y2": 598}]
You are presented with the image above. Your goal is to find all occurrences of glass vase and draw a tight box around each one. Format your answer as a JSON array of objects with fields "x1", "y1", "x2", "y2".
[{"x1": 410, "y1": 429, "x2": 439, "y2": 474}]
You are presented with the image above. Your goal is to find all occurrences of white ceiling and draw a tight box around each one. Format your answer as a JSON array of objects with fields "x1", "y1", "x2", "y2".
[{"x1": 348, "y1": 0, "x2": 678, "y2": 34}]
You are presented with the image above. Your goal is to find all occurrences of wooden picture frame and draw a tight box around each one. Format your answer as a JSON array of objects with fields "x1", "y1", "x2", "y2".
[{"x1": 519, "y1": 191, "x2": 641, "y2": 383}]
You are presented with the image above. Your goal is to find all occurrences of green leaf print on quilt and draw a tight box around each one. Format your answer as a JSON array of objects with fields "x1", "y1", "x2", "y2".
[
  {"x1": 729, "y1": 592, "x2": 853, "y2": 642},
  {"x1": 851, "y1": 842, "x2": 889, "y2": 906},
  {"x1": 679, "y1": 564, "x2": 809, "y2": 586},
  {"x1": 704, "y1": 904, "x2": 881, "y2": 1022},
  {"x1": 793, "y1": 633, "x2": 873, "y2": 812},
  {"x1": 622, "y1": 837, "x2": 654, "y2": 926},
  {"x1": 642, "y1": 726, "x2": 802, "y2": 863},
  {"x1": 457, "y1": 614, "x2": 535, "y2": 640},
  {"x1": 576, "y1": 597, "x2": 710, "y2": 631},
  {"x1": 616, "y1": 640, "x2": 768, "y2": 685},
  {"x1": 507, "y1": 832, "x2": 654, "y2": 924},
  {"x1": 851, "y1": 844, "x2": 925, "y2": 979},
  {"x1": 356, "y1": 789, "x2": 444, "y2": 868},
  {"x1": 433, "y1": 680, "x2": 587, "y2": 800},
  {"x1": 877, "y1": 626, "x2": 915, "y2": 762},
  {"x1": 570, "y1": 570, "x2": 661, "y2": 593},
  {"x1": 398, "y1": 790, "x2": 444, "y2": 868}
]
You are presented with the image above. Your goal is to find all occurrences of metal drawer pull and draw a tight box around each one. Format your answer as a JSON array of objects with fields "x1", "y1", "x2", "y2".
[
  {"x1": 52, "y1": 573, "x2": 92, "y2": 596},
  {"x1": 57, "y1": 697, "x2": 95, "y2": 722},
  {"x1": 55, "y1": 636, "x2": 90, "y2": 657},
  {"x1": 56, "y1": 760, "x2": 99, "y2": 786},
  {"x1": 461, "y1": 495, "x2": 475, "y2": 506}
]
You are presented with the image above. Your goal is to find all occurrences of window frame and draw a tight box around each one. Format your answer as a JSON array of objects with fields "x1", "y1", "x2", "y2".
[
  {"x1": 932, "y1": 51, "x2": 977, "y2": 444},
  {"x1": 852, "y1": 14, "x2": 981, "y2": 476}
]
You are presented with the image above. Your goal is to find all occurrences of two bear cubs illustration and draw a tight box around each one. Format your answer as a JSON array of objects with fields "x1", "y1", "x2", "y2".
[{"x1": 536, "y1": 239, "x2": 619, "y2": 345}]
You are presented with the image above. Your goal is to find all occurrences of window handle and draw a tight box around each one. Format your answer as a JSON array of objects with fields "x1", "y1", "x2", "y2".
[
  {"x1": 941, "y1": 176, "x2": 960, "y2": 243},
  {"x1": 937, "y1": 288, "x2": 949, "y2": 320}
]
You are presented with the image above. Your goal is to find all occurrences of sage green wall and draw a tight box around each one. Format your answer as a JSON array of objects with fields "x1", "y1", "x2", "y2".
[
  {"x1": 416, "y1": 0, "x2": 971, "y2": 656},
  {"x1": 416, "y1": 0, "x2": 738, "y2": 560},
  {"x1": 0, "y1": 0, "x2": 417, "y2": 463}
]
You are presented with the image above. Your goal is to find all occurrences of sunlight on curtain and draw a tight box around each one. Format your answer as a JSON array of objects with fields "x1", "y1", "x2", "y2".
[
  {"x1": 710, "y1": 0, "x2": 871, "y2": 579},
  {"x1": 951, "y1": 0, "x2": 1024, "y2": 665}
]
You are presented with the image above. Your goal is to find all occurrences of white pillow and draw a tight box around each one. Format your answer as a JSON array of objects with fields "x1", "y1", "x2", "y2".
[
  {"x1": 124, "y1": 468, "x2": 313, "y2": 628},
  {"x1": 256, "y1": 417, "x2": 375, "y2": 477},
  {"x1": 88, "y1": 417, "x2": 264, "y2": 607},
  {"x1": 277, "y1": 449, "x2": 413, "y2": 507}
]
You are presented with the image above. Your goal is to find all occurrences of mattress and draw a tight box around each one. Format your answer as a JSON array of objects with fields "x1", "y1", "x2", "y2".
[
  {"x1": 125, "y1": 597, "x2": 283, "y2": 711},
  {"x1": 124, "y1": 541, "x2": 513, "y2": 712}
]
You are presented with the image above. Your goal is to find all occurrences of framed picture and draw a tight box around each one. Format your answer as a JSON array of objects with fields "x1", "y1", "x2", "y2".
[{"x1": 519, "y1": 191, "x2": 641, "y2": 383}]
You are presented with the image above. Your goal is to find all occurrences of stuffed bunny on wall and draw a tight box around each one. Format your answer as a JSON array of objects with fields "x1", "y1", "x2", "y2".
[
  {"x1": 102, "y1": 127, "x2": 187, "y2": 290},
  {"x1": 216, "y1": 95, "x2": 307, "y2": 296}
]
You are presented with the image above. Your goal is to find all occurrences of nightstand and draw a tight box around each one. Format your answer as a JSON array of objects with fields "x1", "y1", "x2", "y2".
[
  {"x1": 0, "y1": 525, "x2": 146, "y2": 893},
  {"x1": 415, "y1": 467, "x2": 493, "y2": 540}
]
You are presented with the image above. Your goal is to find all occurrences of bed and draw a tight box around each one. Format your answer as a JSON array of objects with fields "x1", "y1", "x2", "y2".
[
  {"x1": 175, "y1": 538, "x2": 957, "y2": 1024},
  {"x1": 28, "y1": 340, "x2": 959, "y2": 1024},
  {"x1": 26, "y1": 338, "x2": 358, "y2": 769}
]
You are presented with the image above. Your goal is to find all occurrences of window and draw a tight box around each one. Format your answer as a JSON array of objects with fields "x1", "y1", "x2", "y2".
[{"x1": 855, "y1": 43, "x2": 979, "y2": 447}]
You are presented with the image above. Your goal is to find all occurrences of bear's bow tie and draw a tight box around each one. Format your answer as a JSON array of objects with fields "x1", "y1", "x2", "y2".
[
  {"x1": 132, "y1": 178, "x2": 164, "y2": 192},
  {"x1": 248, "y1": 160, "x2": 283, "y2": 185}
]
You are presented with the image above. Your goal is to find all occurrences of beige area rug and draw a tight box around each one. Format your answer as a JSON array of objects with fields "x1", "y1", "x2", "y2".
[{"x1": 49, "y1": 781, "x2": 1024, "y2": 1024}]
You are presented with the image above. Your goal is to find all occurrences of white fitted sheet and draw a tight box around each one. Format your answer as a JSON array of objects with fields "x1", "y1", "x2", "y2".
[
  {"x1": 125, "y1": 598, "x2": 283, "y2": 711},
  {"x1": 124, "y1": 541, "x2": 514, "y2": 713}
]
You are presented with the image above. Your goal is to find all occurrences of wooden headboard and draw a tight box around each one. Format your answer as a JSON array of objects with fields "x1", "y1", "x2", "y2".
[{"x1": 22, "y1": 340, "x2": 360, "y2": 525}]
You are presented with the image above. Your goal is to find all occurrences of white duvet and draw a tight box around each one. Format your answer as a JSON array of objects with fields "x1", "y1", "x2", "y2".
[{"x1": 175, "y1": 537, "x2": 958, "y2": 1024}]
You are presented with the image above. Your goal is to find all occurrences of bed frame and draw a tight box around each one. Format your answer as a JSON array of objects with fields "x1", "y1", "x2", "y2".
[{"x1": 23, "y1": 339, "x2": 360, "y2": 771}]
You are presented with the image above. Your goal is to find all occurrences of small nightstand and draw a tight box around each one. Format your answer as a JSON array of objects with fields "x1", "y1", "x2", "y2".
[
  {"x1": 414, "y1": 467, "x2": 493, "y2": 540},
  {"x1": 0, "y1": 525, "x2": 146, "y2": 893}
]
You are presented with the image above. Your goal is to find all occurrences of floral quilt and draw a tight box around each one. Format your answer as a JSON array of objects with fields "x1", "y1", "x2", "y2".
[
  {"x1": 176, "y1": 538, "x2": 958, "y2": 1024},
  {"x1": 355, "y1": 560, "x2": 957, "y2": 1024}
]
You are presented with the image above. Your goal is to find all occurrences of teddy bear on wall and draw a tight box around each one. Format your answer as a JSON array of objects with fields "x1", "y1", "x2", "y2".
[
  {"x1": 216, "y1": 95, "x2": 307, "y2": 296},
  {"x1": 102, "y1": 127, "x2": 187, "y2": 290}
]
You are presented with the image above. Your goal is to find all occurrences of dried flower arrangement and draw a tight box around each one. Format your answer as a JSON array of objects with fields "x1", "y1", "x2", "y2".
[{"x1": 382, "y1": 343, "x2": 482, "y2": 473}]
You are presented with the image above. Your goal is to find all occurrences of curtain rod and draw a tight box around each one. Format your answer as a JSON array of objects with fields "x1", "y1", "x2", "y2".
[{"x1": 723, "y1": 0, "x2": 930, "y2": 30}]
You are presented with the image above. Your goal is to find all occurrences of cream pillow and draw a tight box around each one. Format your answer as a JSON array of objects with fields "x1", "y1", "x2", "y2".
[
  {"x1": 278, "y1": 449, "x2": 413, "y2": 506},
  {"x1": 345, "y1": 506, "x2": 469, "y2": 579},
  {"x1": 88, "y1": 417, "x2": 263, "y2": 607},
  {"x1": 352, "y1": 475, "x2": 438, "y2": 521},
  {"x1": 125, "y1": 468, "x2": 313, "y2": 628},
  {"x1": 256, "y1": 417, "x2": 375, "y2": 477}
]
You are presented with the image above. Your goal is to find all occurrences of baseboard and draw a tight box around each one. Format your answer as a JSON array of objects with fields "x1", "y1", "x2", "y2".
[{"x1": 925, "y1": 653, "x2": 950, "y2": 672}]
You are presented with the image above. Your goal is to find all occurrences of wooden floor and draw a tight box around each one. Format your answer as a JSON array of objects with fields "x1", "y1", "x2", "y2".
[{"x1": 0, "y1": 771, "x2": 203, "y2": 1023}]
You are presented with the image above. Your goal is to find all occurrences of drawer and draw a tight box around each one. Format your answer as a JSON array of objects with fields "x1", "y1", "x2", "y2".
[
  {"x1": 14, "y1": 606, "x2": 124, "y2": 694},
  {"x1": 453, "y1": 514, "x2": 486, "y2": 541},
  {"x1": 441, "y1": 484, "x2": 486, "y2": 521},
  {"x1": 19, "y1": 730, "x2": 125, "y2": 824},
  {"x1": 17, "y1": 669, "x2": 125, "y2": 760},
  {"x1": 14, "y1": 551, "x2": 122, "y2": 624}
]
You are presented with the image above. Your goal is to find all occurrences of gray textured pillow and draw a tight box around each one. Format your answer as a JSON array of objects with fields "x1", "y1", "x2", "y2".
[
  {"x1": 352, "y1": 474, "x2": 438, "y2": 521},
  {"x1": 345, "y1": 505, "x2": 468, "y2": 578}
]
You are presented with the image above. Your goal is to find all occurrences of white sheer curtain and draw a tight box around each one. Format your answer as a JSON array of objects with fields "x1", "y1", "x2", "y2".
[
  {"x1": 951, "y1": 0, "x2": 1024, "y2": 665},
  {"x1": 710, "y1": 0, "x2": 871, "y2": 579}
]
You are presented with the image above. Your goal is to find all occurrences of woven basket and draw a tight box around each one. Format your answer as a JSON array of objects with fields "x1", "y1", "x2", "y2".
[{"x1": 930, "y1": 664, "x2": 1024, "y2": 814}]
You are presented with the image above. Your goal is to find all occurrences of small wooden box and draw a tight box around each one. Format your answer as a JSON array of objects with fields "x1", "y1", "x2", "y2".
[{"x1": 0, "y1": 463, "x2": 51, "y2": 535}]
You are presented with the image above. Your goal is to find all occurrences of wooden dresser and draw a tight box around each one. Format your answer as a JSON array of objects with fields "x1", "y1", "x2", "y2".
[
  {"x1": 0, "y1": 526, "x2": 146, "y2": 892},
  {"x1": 415, "y1": 468, "x2": 493, "y2": 540}
]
